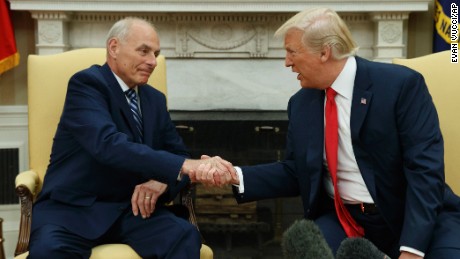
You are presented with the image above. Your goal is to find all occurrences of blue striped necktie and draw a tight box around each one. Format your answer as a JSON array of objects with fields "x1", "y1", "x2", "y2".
[{"x1": 125, "y1": 88, "x2": 143, "y2": 141}]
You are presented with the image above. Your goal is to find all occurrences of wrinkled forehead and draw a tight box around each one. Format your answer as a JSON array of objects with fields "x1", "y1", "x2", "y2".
[{"x1": 123, "y1": 25, "x2": 159, "y2": 48}]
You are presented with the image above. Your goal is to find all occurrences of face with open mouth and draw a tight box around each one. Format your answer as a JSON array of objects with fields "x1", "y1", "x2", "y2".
[{"x1": 283, "y1": 28, "x2": 329, "y2": 90}]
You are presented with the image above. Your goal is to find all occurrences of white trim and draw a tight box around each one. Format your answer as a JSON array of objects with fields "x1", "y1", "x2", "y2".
[
  {"x1": 0, "y1": 106, "x2": 28, "y2": 127},
  {"x1": 0, "y1": 107, "x2": 28, "y2": 259},
  {"x1": 9, "y1": 0, "x2": 430, "y2": 13},
  {"x1": 0, "y1": 105, "x2": 29, "y2": 176},
  {"x1": 0, "y1": 205, "x2": 21, "y2": 231}
]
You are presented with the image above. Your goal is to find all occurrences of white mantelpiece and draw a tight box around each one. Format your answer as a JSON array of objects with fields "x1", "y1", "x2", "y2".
[
  {"x1": 9, "y1": 0, "x2": 431, "y2": 111},
  {"x1": 8, "y1": 0, "x2": 431, "y2": 13}
]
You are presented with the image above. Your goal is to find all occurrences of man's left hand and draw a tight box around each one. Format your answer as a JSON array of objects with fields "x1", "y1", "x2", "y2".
[{"x1": 131, "y1": 179, "x2": 167, "y2": 219}]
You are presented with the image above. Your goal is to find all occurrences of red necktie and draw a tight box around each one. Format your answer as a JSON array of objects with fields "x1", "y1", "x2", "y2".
[{"x1": 325, "y1": 87, "x2": 364, "y2": 237}]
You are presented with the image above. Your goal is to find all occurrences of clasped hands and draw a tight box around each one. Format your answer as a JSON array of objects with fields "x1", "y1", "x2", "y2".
[
  {"x1": 182, "y1": 155, "x2": 239, "y2": 186},
  {"x1": 132, "y1": 155, "x2": 237, "y2": 219}
]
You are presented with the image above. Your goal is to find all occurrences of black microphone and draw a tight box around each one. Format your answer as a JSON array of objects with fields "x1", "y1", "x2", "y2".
[
  {"x1": 336, "y1": 237, "x2": 391, "y2": 259},
  {"x1": 281, "y1": 219, "x2": 334, "y2": 259}
]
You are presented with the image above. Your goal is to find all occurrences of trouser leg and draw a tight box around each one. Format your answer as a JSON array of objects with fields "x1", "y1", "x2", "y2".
[
  {"x1": 28, "y1": 224, "x2": 94, "y2": 259},
  {"x1": 109, "y1": 206, "x2": 201, "y2": 259}
]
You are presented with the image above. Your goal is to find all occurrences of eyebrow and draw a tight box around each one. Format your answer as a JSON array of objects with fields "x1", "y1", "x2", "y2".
[{"x1": 137, "y1": 44, "x2": 152, "y2": 50}]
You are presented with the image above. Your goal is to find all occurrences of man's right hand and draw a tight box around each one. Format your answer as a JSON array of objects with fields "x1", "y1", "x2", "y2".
[
  {"x1": 399, "y1": 251, "x2": 423, "y2": 259},
  {"x1": 181, "y1": 155, "x2": 238, "y2": 186},
  {"x1": 194, "y1": 155, "x2": 239, "y2": 186}
]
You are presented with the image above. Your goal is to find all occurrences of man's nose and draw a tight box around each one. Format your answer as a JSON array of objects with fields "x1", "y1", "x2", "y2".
[
  {"x1": 146, "y1": 53, "x2": 157, "y2": 67},
  {"x1": 285, "y1": 55, "x2": 293, "y2": 67}
]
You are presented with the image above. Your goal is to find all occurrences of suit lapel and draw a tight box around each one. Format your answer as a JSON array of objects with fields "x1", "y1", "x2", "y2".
[
  {"x1": 138, "y1": 85, "x2": 154, "y2": 145},
  {"x1": 350, "y1": 57, "x2": 373, "y2": 142},
  {"x1": 305, "y1": 90, "x2": 326, "y2": 203},
  {"x1": 100, "y1": 64, "x2": 143, "y2": 143},
  {"x1": 350, "y1": 57, "x2": 377, "y2": 197},
  {"x1": 306, "y1": 91, "x2": 325, "y2": 167}
]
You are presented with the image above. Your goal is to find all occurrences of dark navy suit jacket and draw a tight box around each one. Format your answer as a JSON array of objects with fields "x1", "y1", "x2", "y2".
[
  {"x1": 32, "y1": 63, "x2": 190, "y2": 239},
  {"x1": 235, "y1": 57, "x2": 460, "y2": 253}
]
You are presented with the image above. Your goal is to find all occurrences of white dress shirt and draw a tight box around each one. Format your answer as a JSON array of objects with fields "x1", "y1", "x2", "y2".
[
  {"x1": 235, "y1": 56, "x2": 424, "y2": 257},
  {"x1": 113, "y1": 72, "x2": 142, "y2": 115},
  {"x1": 325, "y1": 57, "x2": 422, "y2": 256},
  {"x1": 323, "y1": 56, "x2": 373, "y2": 204}
]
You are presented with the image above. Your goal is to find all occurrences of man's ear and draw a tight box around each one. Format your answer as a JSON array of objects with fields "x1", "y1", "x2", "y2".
[
  {"x1": 320, "y1": 44, "x2": 332, "y2": 62},
  {"x1": 107, "y1": 38, "x2": 119, "y2": 58}
]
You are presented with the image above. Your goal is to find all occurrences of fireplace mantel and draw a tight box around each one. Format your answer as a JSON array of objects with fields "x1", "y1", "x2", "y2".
[
  {"x1": 9, "y1": 0, "x2": 430, "y2": 13},
  {"x1": 9, "y1": 0, "x2": 431, "y2": 60},
  {"x1": 9, "y1": 0, "x2": 431, "y2": 111}
]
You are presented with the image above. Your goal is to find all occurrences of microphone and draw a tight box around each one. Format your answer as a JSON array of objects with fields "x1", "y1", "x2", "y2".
[
  {"x1": 336, "y1": 237, "x2": 391, "y2": 259},
  {"x1": 281, "y1": 219, "x2": 334, "y2": 259}
]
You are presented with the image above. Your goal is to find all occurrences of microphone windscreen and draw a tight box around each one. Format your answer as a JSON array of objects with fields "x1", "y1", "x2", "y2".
[
  {"x1": 282, "y1": 219, "x2": 334, "y2": 259},
  {"x1": 336, "y1": 237, "x2": 391, "y2": 259}
]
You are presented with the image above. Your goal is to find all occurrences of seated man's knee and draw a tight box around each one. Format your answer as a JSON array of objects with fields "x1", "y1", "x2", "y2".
[
  {"x1": 29, "y1": 225, "x2": 91, "y2": 259},
  {"x1": 29, "y1": 239, "x2": 68, "y2": 258},
  {"x1": 179, "y1": 221, "x2": 201, "y2": 246}
]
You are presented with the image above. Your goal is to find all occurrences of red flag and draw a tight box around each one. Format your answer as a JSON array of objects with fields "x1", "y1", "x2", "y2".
[{"x1": 0, "y1": 0, "x2": 20, "y2": 74}]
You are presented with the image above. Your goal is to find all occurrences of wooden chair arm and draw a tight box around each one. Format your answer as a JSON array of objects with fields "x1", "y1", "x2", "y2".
[
  {"x1": 14, "y1": 170, "x2": 39, "y2": 256},
  {"x1": 14, "y1": 173, "x2": 206, "y2": 255},
  {"x1": 0, "y1": 218, "x2": 5, "y2": 259},
  {"x1": 180, "y1": 183, "x2": 206, "y2": 243}
]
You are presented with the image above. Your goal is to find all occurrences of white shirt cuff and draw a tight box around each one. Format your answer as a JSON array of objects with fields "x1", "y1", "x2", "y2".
[
  {"x1": 400, "y1": 246, "x2": 425, "y2": 257},
  {"x1": 233, "y1": 166, "x2": 244, "y2": 193}
]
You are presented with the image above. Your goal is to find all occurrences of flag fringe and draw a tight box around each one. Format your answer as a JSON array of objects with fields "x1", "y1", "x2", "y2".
[{"x1": 0, "y1": 52, "x2": 20, "y2": 74}]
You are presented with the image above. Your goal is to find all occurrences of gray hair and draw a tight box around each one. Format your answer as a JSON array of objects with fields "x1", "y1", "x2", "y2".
[
  {"x1": 106, "y1": 17, "x2": 156, "y2": 46},
  {"x1": 275, "y1": 7, "x2": 358, "y2": 60}
]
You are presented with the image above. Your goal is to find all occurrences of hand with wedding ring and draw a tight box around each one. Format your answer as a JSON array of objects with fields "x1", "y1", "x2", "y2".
[{"x1": 131, "y1": 179, "x2": 167, "y2": 219}]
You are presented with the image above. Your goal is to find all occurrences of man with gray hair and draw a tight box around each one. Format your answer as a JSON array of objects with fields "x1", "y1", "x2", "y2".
[
  {"x1": 196, "y1": 7, "x2": 460, "y2": 259},
  {"x1": 28, "y1": 17, "x2": 233, "y2": 258}
]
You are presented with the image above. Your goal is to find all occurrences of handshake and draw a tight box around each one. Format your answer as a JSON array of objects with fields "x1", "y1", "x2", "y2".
[
  {"x1": 131, "y1": 155, "x2": 237, "y2": 219},
  {"x1": 180, "y1": 155, "x2": 239, "y2": 187}
]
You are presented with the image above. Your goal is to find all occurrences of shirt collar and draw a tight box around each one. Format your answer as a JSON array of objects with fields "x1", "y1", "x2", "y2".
[
  {"x1": 112, "y1": 72, "x2": 137, "y2": 93},
  {"x1": 330, "y1": 56, "x2": 357, "y2": 100}
]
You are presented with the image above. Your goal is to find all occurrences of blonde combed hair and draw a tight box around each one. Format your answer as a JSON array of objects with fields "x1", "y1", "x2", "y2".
[{"x1": 275, "y1": 7, "x2": 358, "y2": 60}]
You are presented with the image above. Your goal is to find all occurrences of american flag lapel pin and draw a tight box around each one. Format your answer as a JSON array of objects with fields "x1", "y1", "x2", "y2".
[{"x1": 360, "y1": 98, "x2": 367, "y2": 105}]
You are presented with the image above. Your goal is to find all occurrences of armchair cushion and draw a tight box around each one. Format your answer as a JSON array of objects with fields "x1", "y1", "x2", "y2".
[
  {"x1": 15, "y1": 170, "x2": 39, "y2": 196},
  {"x1": 15, "y1": 244, "x2": 213, "y2": 259}
]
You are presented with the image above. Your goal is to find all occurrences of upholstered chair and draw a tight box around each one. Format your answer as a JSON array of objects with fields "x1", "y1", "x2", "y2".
[{"x1": 14, "y1": 48, "x2": 213, "y2": 259}]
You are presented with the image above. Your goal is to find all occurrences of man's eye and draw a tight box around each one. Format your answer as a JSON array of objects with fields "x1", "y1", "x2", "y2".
[{"x1": 139, "y1": 49, "x2": 149, "y2": 55}]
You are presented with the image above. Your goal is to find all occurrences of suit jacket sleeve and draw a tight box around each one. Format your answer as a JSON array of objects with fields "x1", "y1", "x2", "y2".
[
  {"x1": 396, "y1": 70, "x2": 444, "y2": 251},
  {"x1": 60, "y1": 66, "x2": 186, "y2": 186}
]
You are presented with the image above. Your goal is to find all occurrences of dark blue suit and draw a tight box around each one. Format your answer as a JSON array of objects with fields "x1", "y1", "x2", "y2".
[
  {"x1": 29, "y1": 63, "x2": 200, "y2": 258},
  {"x1": 235, "y1": 57, "x2": 460, "y2": 257}
]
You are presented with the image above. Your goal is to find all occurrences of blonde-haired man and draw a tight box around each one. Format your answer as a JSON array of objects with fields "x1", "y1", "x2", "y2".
[{"x1": 197, "y1": 7, "x2": 460, "y2": 259}]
